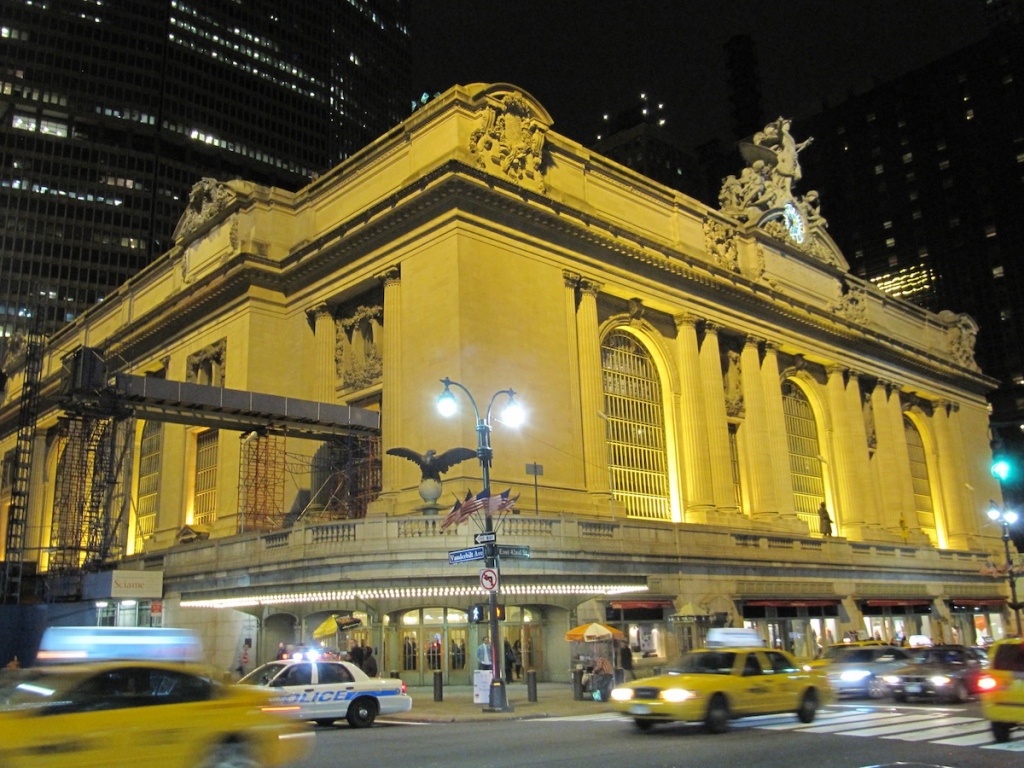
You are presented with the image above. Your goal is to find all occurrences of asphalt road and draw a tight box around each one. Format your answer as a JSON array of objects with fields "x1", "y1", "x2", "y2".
[{"x1": 290, "y1": 701, "x2": 1020, "y2": 768}]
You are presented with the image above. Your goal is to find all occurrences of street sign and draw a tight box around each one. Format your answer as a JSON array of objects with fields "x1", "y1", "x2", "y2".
[
  {"x1": 497, "y1": 544, "x2": 530, "y2": 559},
  {"x1": 448, "y1": 546, "x2": 485, "y2": 564},
  {"x1": 474, "y1": 532, "x2": 496, "y2": 545},
  {"x1": 480, "y1": 567, "x2": 498, "y2": 591}
]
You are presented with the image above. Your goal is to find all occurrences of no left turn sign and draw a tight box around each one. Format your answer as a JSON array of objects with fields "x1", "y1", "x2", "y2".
[{"x1": 480, "y1": 567, "x2": 498, "y2": 592}]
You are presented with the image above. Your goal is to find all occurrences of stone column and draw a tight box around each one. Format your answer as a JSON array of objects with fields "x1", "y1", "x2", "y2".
[
  {"x1": 826, "y1": 365, "x2": 864, "y2": 535},
  {"x1": 699, "y1": 323, "x2": 738, "y2": 513},
  {"x1": 933, "y1": 401, "x2": 971, "y2": 547},
  {"x1": 740, "y1": 335, "x2": 777, "y2": 518},
  {"x1": 845, "y1": 371, "x2": 880, "y2": 532},
  {"x1": 577, "y1": 277, "x2": 611, "y2": 498},
  {"x1": 871, "y1": 380, "x2": 912, "y2": 536},
  {"x1": 762, "y1": 342, "x2": 795, "y2": 517},
  {"x1": 309, "y1": 302, "x2": 336, "y2": 404},
  {"x1": 378, "y1": 267, "x2": 402, "y2": 494},
  {"x1": 562, "y1": 271, "x2": 586, "y2": 487},
  {"x1": 674, "y1": 313, "x2": 714, "y2": 520}
]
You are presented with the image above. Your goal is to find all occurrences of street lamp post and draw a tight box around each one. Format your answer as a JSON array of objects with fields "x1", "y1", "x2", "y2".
[
  {"x1": 437, "y1": 377, "x2": 523, "y2": 712},
  {"x1": 987, "y1": 501, "x2": 1022, "y2": 637}
]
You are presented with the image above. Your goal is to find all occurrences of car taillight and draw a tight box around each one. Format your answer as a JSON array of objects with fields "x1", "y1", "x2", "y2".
[
  {"x1": 976, "y1": 674, "x2": 1000, "y2": 692},
  {"x1": 401, "y1": 681, "x2": 407, "y2": 694}
]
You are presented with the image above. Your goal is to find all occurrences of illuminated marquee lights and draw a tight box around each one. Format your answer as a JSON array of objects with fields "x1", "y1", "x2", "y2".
[{"x1": 181, "y1": 583, "x2": 649, "y2": 609}]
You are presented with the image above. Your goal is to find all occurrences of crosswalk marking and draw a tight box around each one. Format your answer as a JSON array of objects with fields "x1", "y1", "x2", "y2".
[{"x1": 561, "y1": 706, "x2": 1024, "y2": 751}]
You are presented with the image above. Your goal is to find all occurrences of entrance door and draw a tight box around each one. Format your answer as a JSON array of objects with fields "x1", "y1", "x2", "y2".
[
  {"x1": 447, "y1": 627, "x2": 470, "y2": 684},
  {"x1": 400, "y1": 630, "x2": 419, "y2": 682}
]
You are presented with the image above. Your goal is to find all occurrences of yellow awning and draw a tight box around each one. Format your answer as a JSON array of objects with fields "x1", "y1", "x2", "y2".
[{"x1": 312, "y1": 615, "x2": 339, "y2": 640}]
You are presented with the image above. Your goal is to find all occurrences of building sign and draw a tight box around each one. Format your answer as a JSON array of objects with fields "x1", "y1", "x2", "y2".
[{"x1": 82, "y1": 570, "x2": 164, "y2": 600}]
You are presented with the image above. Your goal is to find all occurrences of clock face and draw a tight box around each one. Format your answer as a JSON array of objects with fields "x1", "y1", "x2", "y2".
[{"x1": 783, "y1": 202, "x2": 805, "y2": 244}]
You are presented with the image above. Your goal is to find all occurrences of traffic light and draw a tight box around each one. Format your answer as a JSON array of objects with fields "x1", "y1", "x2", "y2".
[
  {"x1": 467, "y1": 603, "x2": 506, "y2": 623},
  {"x1": 991, "y1": 438, "x2": 1013, "y2": 482}
]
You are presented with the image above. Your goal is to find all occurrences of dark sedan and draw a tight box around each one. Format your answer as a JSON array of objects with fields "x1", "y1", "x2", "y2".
[{"x1": 881, "y1": 644, "x2": 988, "y2": 703}]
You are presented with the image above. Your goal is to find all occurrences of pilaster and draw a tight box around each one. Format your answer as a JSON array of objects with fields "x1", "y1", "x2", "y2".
[
  {"x1": 577, "y1": 278, "x2": 611, "y2": 504},
  {"x1": 674, "y1": 313, "x2": 714, "y2": 521},
  {"x1": 699, "y1": 323, "x2": 739, "y2": 514},
  {"x1": 740, "y1": 336, "x2": 778, "y2": 519}
]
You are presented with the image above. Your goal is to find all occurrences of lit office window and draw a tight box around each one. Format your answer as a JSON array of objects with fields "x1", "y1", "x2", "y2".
[{"x1": 601, "y1": 331, "x2": 670, "y2": 521}]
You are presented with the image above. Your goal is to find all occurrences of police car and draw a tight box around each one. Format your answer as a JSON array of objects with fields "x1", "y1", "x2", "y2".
[{"x1": 239, "y1": 658, "x2": 411, "y2": 727}]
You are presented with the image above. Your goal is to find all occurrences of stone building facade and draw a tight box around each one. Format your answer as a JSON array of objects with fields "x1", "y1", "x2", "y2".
[{"x1": 0, "y1": 83, "x2": 1013, "y2": 682}]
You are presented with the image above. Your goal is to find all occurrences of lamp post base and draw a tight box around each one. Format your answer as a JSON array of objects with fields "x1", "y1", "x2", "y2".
[{"x1": 483, "y1": 680, "x2": 514, "y2": 712}]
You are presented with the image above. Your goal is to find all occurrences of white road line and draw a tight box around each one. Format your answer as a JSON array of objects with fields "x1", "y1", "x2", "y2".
[
  {"x1": 934, "y1": 730, "x2": 1000, "y2": 747},
  {"x1": 881, "y1": 718, "x2": 988, "y2": 742}
]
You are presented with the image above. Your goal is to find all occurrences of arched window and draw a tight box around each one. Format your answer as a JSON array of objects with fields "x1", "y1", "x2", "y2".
[
  {"x1": 135, "y1": 420, "x2": 162, "y2": 553},
  {"x1": 782, "y1": 381, "x2": 826, "y2": 533},
  {"x1": 904, "y1": 417, "x2": 937, "y2": 546},
  {"x1": 601, "y1": 331, "x2": 670, "y2": 520}
]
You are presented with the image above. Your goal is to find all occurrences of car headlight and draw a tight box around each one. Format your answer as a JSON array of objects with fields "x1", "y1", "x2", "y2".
[
  {"x1": 881, "y1": 675, "x2": 900, "y2": 684},
  {"x1": 929, "y1": 675, "x2": 951, "y2": 686},
  {"x1": 661, "y1": 687, "x2": 697, "y2": 703},
  {"x1": 610, "y1": 687, "x2": 634, "y2": 702},
  {"x1": 840, "y1": 669, "x2": 871, "y2": 682}
]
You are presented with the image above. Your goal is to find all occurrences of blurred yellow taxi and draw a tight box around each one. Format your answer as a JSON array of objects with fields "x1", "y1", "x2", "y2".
[
  {"x1": 978, "y1": 636, "x2": 1024, "y2": 743},
  {"x1": 0, "y1": 660, "x2": 313, "y2": 768},
  {"x1": 609, "y1": 645, "x2": 833, "y2": 733}
]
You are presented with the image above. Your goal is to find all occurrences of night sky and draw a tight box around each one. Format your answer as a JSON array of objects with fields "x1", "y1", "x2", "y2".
[{"x1": 410, "y1": 1, "x2": 990, "y2": 149}]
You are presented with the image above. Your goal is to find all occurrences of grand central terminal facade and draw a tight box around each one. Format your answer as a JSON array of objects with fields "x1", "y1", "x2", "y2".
[{"x1": 0, "y1": 83, "x2": 1014, "y2": 683}]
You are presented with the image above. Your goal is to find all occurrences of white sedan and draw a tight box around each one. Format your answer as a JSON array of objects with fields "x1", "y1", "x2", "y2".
[{"x1": 239, "y1": 659, "x2": 411, "y2": 728}]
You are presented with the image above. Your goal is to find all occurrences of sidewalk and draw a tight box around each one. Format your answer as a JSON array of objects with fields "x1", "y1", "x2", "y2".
[{"x1": 386, "y1": 681, "x2": 613, "y2": 722}]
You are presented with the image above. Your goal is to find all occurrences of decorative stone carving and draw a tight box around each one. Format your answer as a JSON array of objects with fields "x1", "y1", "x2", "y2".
[
  {"x1": 703, "y1": 216, "x2": 739, "y2": 273},
  {"x1": 718, "y1": 118, "x2": 844, "y2": 266},
  {"x1": 939, "y1": 310, "x2": 980, "y2": 371},
  {"x1": 172, "y1": 178, "x2": 233, "y2": 242},
  {"x1": 724, "y1": 349, "x2": 744, "y2": 418},
  {"x1": 469, "y1": 91, "x2": 547, "y2": 192},
  {"x1": 862, "y1": 385, "x2": 877, "y2": 451},
  {"x1": 336, "y1": 305, "x2": 383, "y2": 390},
  {"x1": 628, "y1": 298, "x2": 645, "y2": 327},
  {"x1": 829, "y1": 279, "x2": 868, "y2": 325},
  {"x1": 186, "y1": 339, "x2": 226, "y2": 386}
]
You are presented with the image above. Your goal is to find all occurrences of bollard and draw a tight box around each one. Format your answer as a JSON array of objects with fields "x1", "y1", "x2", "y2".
[
  {"x1": 433, "y1": 669, "x2": 443, "y2": 702},
  {"x1": 571, "y1": 668, "x2": 584, "y2": 701},
  {"x1": 526, "y1": 669, "x2": 538, "y2": 702}
]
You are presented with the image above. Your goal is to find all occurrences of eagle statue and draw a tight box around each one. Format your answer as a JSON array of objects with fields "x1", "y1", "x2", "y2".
[
  {"x1": 386, "y1": 446, "x2": 478, "y2": 509},
  {"x1": 386, "y1": 447, "x2": 478, "y2": 481}
]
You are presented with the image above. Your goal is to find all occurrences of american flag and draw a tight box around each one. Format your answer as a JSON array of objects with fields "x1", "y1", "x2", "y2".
[
  {"x1": 441, "y1": 488, "x2": 488, "y2": 531},
  {"x1": 486, "y1": 488, "x2": 520, "y2": 517}
]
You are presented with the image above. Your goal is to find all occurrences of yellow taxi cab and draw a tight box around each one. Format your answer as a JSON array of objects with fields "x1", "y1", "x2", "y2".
[
  {"x1": 0, "y1": 660, "x2": 313, "y2": 768},
  {"x1": 978, "y1": 636, "x2": 1024, "y2": 743},
  {"x1": 609, "y1": 644, "x2": 833, "y2": 733},
  {"x1": 0, "y1": 627, "x2": 314, "y2": 768}
]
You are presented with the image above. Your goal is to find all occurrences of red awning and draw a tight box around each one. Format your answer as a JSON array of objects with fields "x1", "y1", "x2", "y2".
[
  {"x1": 610, "y1": 600, "x2": 675, "y2": 610},
  {"x1": 949, "y1": 598, "x2": 1006, "y2": 607},
  {"x1": 746, "y1": 600, "x2": 840, "y2": 608},
  {"x1": 863, "y1": 599, "x2": 932, "y2": 607}
]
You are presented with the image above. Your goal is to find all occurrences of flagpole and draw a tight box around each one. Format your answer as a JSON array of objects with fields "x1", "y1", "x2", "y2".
[{"x1": 437, "y1": 378, "x2": 524, "y2": 713}]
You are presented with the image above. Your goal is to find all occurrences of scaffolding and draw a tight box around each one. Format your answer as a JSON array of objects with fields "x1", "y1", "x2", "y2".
[
  {"x1": 298, "y1": 434, "x2": 381, "y2": 523},
  {"x1": 238, "y1": 432, "x2": 287, "y2": 532},
  {"x1": 1, "y1": 327, "x2": 44, "y2": 604},
  {"x1": 48, "y1": 414, "x2": 135, "y2": 599}
]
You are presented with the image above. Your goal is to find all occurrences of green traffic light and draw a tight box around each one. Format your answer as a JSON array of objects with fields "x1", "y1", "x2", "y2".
[{"x1": 992, "y1": 458, "x2": 1012, "y2": 481}]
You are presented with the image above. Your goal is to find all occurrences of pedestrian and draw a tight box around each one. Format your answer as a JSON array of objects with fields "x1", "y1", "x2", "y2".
[
  {"x1": 477, "y1": 636, "x2": 492, "y2": 670},
  {"x1": 619, "y1": 641, "x2": 636, "y2": 680},
  {"x1": 513, "y1": 639, "x2": 523, "y2": 680},
  {"x1": 349, "y1": 642, "x2": 363, "y2": 668},
  {"x1": 361, "y1": 646, "x2": 378, "y2": 677},
  {"x1": 275, "y1": 642, "x2": 288, "y2": 660},
  {"x1": 818, "y1": 501, "x2": 832, "y2": 537},
  {"x1": 504, "y1": 639, "x2": 515, "y2": 682},
  {"x1": 591, "y1": 654, "x2": 615, "y2": 702}
]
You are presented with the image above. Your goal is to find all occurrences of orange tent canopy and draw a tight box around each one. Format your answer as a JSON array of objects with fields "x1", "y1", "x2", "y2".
[{"x1": 564, "y1": 622, "x2": 624, "y2": 642}]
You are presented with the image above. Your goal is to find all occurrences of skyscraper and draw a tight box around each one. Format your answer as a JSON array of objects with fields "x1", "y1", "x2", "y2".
[
  {"x1": 794, "y1": 22, "x2": 1024, "y2": 450},
  {"x1": 0, "y1": 0, "x2": 410, "y2": 345}
]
